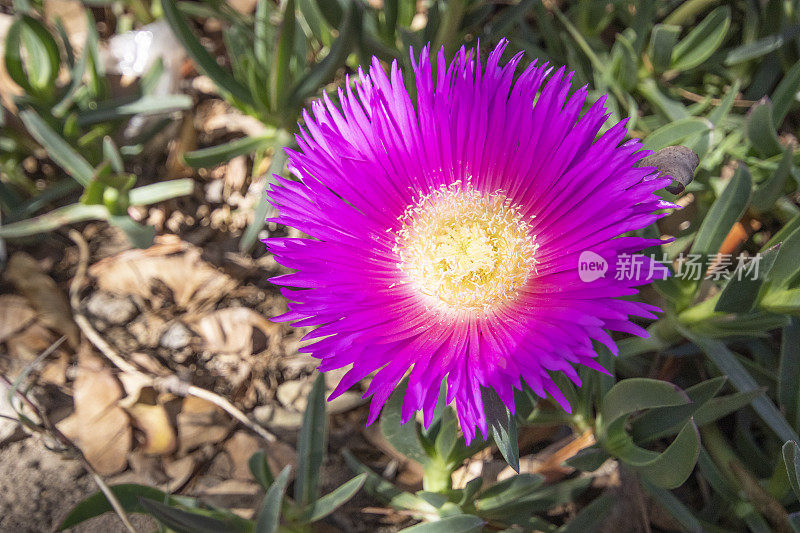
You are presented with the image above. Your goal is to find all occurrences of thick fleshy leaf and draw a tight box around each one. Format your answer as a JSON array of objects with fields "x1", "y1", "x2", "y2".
[
  {"x1": 690, "y1": 164, "x2": 752, "y2": 256},
  {"x1": 642, "y1": 481, "x2": 704, "y2": 532},
  {"x1": 295, "y1": 372, "x2": 327, "y2": 505},
  {"x1": 772, "y1": 59, "x2": 800, "y2": 127},
  {"x1": 299, "y1": 474, "x2": 367, "y2": 523},
  {"x1": 746, "y1": 99, "x2": 784, "y2": 158},
  {"x1": 557, "y1": 492, "x2": 614, "y2": 533},
  {"x1": 649, "y1": 24, "x2": 680, "y2": 73},
  {"x1": 564, "y1": 446, "x2": 610, "y2": 472},
  {"x1": 0, "y1": 203, "x2": 107, "y2": 239},
  {"x1": 784, "y1": 441, "x2": 800, "y2": 502},
  {"x1": 139, "y1": 498, "x2": 248, "y2": 533},
  {"x1": 683, "y1": 329, "x2": 799, "y2": 443},
  {"x1": 725, "y1": 32, "x2": 790, "y2": 65},
  {"x1": 76, "y1": 94, "x2": 192, "y2": 126},
  {"x1": 128, "y1": 179, "x2": 195, "y2": 205},
  {"x1": 601, "y1": 378, "x2": 688, "y2": 426},
  {"x1": 715, "y1": 244, "x2": 780, "y2": 313},
  {"x1": 750, "y1": 148, "x2": 793, "y2": 212},
  {"x1": 622, "y1": 420, "x2": 700, "y2": 489},
  {"x1": 482, "y1": 387, "x2": 519, "y2": 472},
  {"x1": 779, "y1": 319, "x2": 800, "y2": 430},
  {"x1": 184, "y1": 135, "x2": 276, "y2": 168},
  {"x1": 671, "y1": 7, "x2": 730, "y2": 71},
  {"x1": 19, "y1": 109, "x2": 94, "y2": 186},
  {"x1": 160, "y1": 0, "x2": 254, "y2": 108},
  {"x1": 400, "y1": 515, "x2": 484, "y2": 533},
  {"x1": 108, "y1": 216, "x2": 156, "y2": 248},
  {"x1": 642, "y1": 117, "x2": 712, "y2": 152},
  {"x1": 474, "y1": 474, "x2": 545, "y2": 512},
  {"x1": 248, "y1": 450, "x2": 275, "y2": 490},
  {"x1": 764, "y1": 225, "x2": 800, "y2": 288},
  {"x1": 381, "y1": 379, "x2": 429, "y2": 465},
  {"x1": 255, "y1": 466, "x2": 291, "y2": 533},
  {"x1": 342, "y1": 449, "x2": 434, "y2": 511},
  {"x1": 4, "y1": 15, "x2": 60, "y2": 98},
  {"x1": 270, "y1": 0, "x2": 297, "y2": 111},
  {"x1": 289, "y1": 2, "x2": 360, "y2": 107},
  {"x1": 631, "y1": 377, "x2": 726, "y2": 443},
  {"x1": 59, "y1": 484, "x2": 188, "y2": 530}
]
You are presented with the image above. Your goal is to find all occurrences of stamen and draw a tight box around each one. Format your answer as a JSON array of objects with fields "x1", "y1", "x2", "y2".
[{"x1": 393, "y1": 182, "x2": 538, "y2": 314}]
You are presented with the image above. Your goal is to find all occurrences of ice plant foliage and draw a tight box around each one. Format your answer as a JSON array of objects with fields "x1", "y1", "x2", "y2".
[{"x1": 266, "y1": 40, "x2": 675, "y2": 443}]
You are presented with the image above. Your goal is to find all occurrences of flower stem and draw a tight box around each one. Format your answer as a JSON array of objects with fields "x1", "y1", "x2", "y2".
[{"x1": 422, "y1": 459, "x2": 453, "y2": 492}]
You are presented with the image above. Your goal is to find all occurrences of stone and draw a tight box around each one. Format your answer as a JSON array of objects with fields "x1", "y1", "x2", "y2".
[
  {"x1": 160, "y1": 322, "x2": 193, "y2": 350},
  {"x1": 85, "y1": 292, "x2": 138, "y2": 325}
]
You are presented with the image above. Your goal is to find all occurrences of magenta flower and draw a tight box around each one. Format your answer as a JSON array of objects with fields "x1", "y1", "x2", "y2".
[{"x1": 266, "y1": 41, "x2": 674, "y2": 443}]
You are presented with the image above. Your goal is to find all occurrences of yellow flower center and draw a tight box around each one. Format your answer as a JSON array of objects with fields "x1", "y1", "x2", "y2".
[{"x1": 393, "y1": 182, "x2": 538, "y2": 314}]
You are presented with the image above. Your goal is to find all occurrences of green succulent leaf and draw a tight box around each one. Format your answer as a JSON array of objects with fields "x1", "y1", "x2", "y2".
[
  {"x1": 746, "y1": 99, "x2": 784, "y2": 158},
  {"x1": 248, "y1": 450, "x2": 275, "y2": 490},
  {"x1": 161, "y1": 0, "x2": 254, "y2": 108},
  {"x1": 642, "y1": 117, "x2": 712, "y2": 152},
  {"x1": 715, "y1": 243, "x2": 781, "y2": 313},
  {"x1": 381, "y1": 378, "x2": 429, "y2": 465},
  {"x1": 682, "y1": 329, "x2": 799, "y2": 443},
  {"x1": 342, "y1": 449, "x2": 433, "y2": 511},
  {"x1": 779, "y1": 319, "x2": 800, "y2": 429},
  {"x1": 299, "y1": 473, "x2": 367, "y2": 523},
  {"x1": 19, "y1": 109, "x2": 94, "y2": 186},
  {"x1": 399, "y1": 514, "x2": 484, "y2": 533},
  {"x1": 4, "y1": 15, "x2": 60, "y2": 99},
  {"x1": 784, "y1": 441, "x2": 800, "y2": 502},
  {"x1": 0, "y1": 203, "x2": 108, "y2": 239},
  {"x1": 690, "y1": 164, "x2": 752, "y2": 256},
  {"x1": 671, "y1": 6, "x2": 730, "y2": 71},
  {"x1": 58, "y1": 484, "x2": 191, "y2": 530},
  {"x1": 183, "y1": 134, "x2": 277, "y2": 168},
  {"x1": 649, "y1": 24, "x2": 680, "y2": 74},
  {"x1": 482, "y1": 386, "x2": 519, "y2": 472},
  {"x1": 295, "y1": 372, "x2": 327, "y2": 506},
  {"x1": 474, "y1": 474, "x2": 545, "y2": 512},
  {"x1": 255, "y1": 465, "x2": 292, "y2": 533},
  {"x1": 139, "y1": 498, "x2": 248, "y2": 533}
]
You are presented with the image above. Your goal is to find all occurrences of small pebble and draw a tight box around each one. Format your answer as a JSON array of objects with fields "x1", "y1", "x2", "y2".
[
  {"x1": 85, "y1": 292, "x2": 137, "y2": 325},
  {"x1": 160, "y1": 322, "x2": 193, "y2": 350}
]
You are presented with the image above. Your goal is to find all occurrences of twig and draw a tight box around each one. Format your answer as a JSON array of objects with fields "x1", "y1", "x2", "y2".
[
  {"x1": 674, "y1": 87, "x2": 756, "y2": 108},
  {"x1": 66, "y1": 230, "x2": 276, "y2": 443}
]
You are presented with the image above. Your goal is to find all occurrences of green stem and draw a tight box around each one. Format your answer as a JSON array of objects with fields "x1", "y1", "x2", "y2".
[{"x1": 422, "y1": 459, "x2": 453, "y2": 492}]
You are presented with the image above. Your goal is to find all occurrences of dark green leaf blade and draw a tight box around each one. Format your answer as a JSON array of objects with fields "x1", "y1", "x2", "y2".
[
  {"x1": 399, "y1": 515, "x2": 484, "y2": 533},
  {"x1": 300, "y1": 474, "x2": 367, "y2": 523},
  {"x1": 19, "y1": 109, "x2": 94, "y2": 186},
  {"x1": 255, "y1": 465, "x2": 291, "y2": 533},
  {"x1": 295, "y1": 372, "x2": 327, "y2": 505},
  {"x1": 690, "y1": 164, "x2": 752, "y2": 256}
]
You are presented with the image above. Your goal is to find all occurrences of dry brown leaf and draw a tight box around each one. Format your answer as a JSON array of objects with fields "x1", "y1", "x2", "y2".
[
  {"x1": 89, "y1": 236, "x2": 237, "y2": 312},
  {"x1": 127, "y1": 402, "x2": 177, "y2": 455},
  {"x1": 0, "y1": 295, "x2": 36, "y2": 343},
  {"x1": 223, "y1": 431, "x2": 261, "y2": 480},
  {"x1": 4, "y1": 253, "x2": 80, "y2": 347},
  {"x1": 164, "y1": 454, "x2": 197, "y2": 491},
  {"x1": 5, "y1": 323, "x2": 63, "y2": 376},
  {"x1": 60, "y1": 345, "x2": 132, "y2": 475},
  {"x1": 191, "y1": 307, "x2": 278, "y2": 356},
  {"x1": 176, "y1": 396, "x2": 230, "y2": 455}
]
